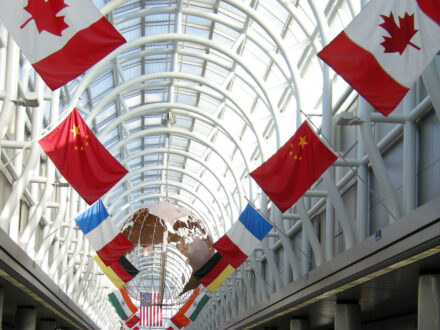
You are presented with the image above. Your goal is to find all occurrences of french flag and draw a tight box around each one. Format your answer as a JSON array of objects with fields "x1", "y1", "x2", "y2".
[
  {"x1": 318, "y1": 0, "x2": 440, "y2": 116},
  {"x1": 0, "y1": 0, "x2": 125, "y2": 90},
  {"x1": 213, "y1": 204, "x2": 272, "y2": 269},
  {"x1": 75, "y1": 200, "x2": 132, "y2": 266}
]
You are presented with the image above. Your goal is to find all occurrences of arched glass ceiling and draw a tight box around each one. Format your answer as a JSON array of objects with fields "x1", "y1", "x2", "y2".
[
  {"x1": 48, "y1": 0, "x2": 361, "y2": 296},
  {"x1": 57, "y1": 0, "x2": 360, "y2": 238}
]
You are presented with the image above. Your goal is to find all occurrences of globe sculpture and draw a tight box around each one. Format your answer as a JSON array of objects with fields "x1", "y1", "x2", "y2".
[{"x1": 120, "y1": 202, "x2": 214, "y2": 307}]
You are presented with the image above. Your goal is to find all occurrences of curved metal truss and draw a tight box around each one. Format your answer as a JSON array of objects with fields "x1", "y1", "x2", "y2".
[{"x1": 0, "y1": 0, "x2": 439, "y2": 329}]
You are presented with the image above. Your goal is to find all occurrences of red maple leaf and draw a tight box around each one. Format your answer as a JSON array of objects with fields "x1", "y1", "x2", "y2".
[
  {"x1": 20, "y1": 0, "x2": 69, "y2": 36},
  {"x1": 379, "y1": 12, "x2": 420, "y2": 55}
]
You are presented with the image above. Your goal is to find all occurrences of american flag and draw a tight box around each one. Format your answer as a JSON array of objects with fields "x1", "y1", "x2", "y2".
[{"x1": 140, "y1": 292, "x2": 162, "y2": 327}]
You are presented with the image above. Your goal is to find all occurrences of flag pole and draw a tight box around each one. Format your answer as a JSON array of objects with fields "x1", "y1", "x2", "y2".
[{"x1": 244, "y1": 197, "x2": 312, "y2": 261}]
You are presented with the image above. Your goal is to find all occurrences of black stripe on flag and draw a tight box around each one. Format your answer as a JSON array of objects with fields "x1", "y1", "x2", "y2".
[
  {"x1": 194, "y1": 252, "x2": 222, "y2": 280},
  {"x1": 118, "y1": 256, "x2": 139, "y2": 278}
]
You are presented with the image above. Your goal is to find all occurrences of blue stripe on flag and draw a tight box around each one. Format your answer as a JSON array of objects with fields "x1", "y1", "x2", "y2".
[
  {"x1": 75, "y1": 199, "x2": 109, "y2": 234},
  {"x1": 238, "y1": 204, "x2": 272, "y2": 240}
]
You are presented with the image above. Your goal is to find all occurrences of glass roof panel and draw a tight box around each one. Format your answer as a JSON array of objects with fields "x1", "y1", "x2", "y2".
[{"x1": 48, "y1": 1, "x2": 362, "y2": 322}]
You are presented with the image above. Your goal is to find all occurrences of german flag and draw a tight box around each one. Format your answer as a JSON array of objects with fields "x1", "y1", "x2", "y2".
[
  {"x1": 94, "y1": 255, "x2": 139, "y2": 288},
  {"x1": 194, "y1": 253, "x2": 235, "y2": 293}
]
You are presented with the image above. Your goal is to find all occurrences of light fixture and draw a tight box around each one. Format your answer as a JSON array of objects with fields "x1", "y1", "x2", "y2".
[
  {"x1": 52, "y1": 180, "x2": 70, "y2": 187},
  {"x1": 11, "y1": 92, "x2": 39, "y2": 107},
  {"x1": 335, "y1": 112, "x2": 363, "y2": 126},
  {"x1": 161, "y1": 111, "x2": 176, "y2": 127}
]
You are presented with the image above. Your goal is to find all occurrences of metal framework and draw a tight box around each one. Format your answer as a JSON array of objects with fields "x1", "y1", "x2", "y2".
[{"x1": 0, "y1": 0, "x2": 439, "y2": 329}]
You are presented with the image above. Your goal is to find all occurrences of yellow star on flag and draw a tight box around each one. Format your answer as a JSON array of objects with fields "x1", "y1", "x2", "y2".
[
  {"x1": 70, "y1": 125, "x2": 80, "y2": 139},
  {"x1": 298, "y1": 136, "x2": 307, "y2": 149}
]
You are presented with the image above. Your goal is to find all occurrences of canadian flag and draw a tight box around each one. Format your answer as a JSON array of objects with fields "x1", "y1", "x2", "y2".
[
  {"x1": 318, "y1": 0, "x2": 440, "y2": 116},
  {"x1": 0, "y1": 0, "x2": 126, "y2": 90}
]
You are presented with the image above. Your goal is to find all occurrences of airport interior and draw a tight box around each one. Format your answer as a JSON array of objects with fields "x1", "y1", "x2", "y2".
[{"x1": 0, "y1": 0, "x2": 439, "y2": 329}]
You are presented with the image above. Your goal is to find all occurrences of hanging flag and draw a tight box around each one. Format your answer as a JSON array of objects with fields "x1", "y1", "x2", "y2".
[
  {"x1": 185, "y1": 293, "x2": 210, "y2": 322},
  {"x1": 108, "y1": 288, "x2": 137, "y2": 321},
  {"x1": 93, "y1": 255, "x2": 138, "y2": 288},
  {"x1": 76, "y1": 200, "x2": 132, "y2": 266},
  {"x1": 318, "y1": 0, "x2": 440, "y2": 116},
  {"x1": 167, "y1": 325, "x2": 179, "y2": 330},
  {"x1": 213, "y1": 204, "x2": 272, "y2": 268},
  {"x1": 171, "y1": 288, "x2": 200, "y2": 327},
  {"x1": 39, "y1": 108, "x2": 127, "y2": 205},
  {"x1": 0, "y1": 0, "x2": 126, "y2": 90},
  {"x1": 140, "y1": 292, "x2": 162, "y2": 327},
  {"x1": 194, "y1": 253, "x2": 235, "y2": 293},
  {"x1": 179, "y1": 288, "x2": 200, "y2": 314},
  {"x1": 125, "y1": 314, "x2": 140, "y2": 328},
  {"x1": 172, "y1": 312, "x2": 191, "y2": 328},
  {"x1": 170, "y1": 315, "x2": 184, "y2": 329},
  {"x1": 250, "y1": 121, "x2": 337, "y2": 213}
]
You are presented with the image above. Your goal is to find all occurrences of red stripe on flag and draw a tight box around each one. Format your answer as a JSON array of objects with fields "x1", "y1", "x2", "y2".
[
  {"x1": 160, "y1": 299, "x2": 163, "y2": 326},
  {"x1": 110, "y1": 260, "x2": 132, "y2": 283},
  {"x1": 171, "y1": 315, "x2": 184, "y2": 329},
  {"x1": 151, "y1": 294, "x2": 153, "y2": 326},
  {"x1": 33, "y1": 17, "x2": 125, "y2": 90},
  {"x1": 153, "y1": 293, "x2": 156, "y2": 326},
  {"x1": 213, "y1": 235, "x2": 248, "y2": 268},
  {"x1": 96, "y1": 233, "x2": 133, "y2": 266},
  {"x1": 318, "y1": 32, "x2": 408, "y2": 116},
  {"x1": 125, "y1": 314, "x2": 139, "y2": 328},
  {"x1": 417, "y1": 0, "x2": 440, "y2": 25},
  {"x1": 199, "y1": 256, "x2": 230, "y2": 287}
]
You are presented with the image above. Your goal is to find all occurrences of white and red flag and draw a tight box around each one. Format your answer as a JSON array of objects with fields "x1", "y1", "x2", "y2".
[
  {"x1": 318, "y1": 0, "x2": 440, "y2": 116},
  {"x1": 0, "y1": 0, "x2": 126, "y2": 90}
]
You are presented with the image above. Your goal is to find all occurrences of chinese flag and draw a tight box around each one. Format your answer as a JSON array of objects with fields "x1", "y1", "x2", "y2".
[
  {"x1": 250, "y1": 121, "x2": 337, "y2": 213},
  {"x1": 39, "y1": 108, "x2": 127, "y2": 204}
]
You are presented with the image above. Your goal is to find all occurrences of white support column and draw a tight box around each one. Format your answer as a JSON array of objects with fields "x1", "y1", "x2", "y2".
[
  {"x1": 233, "y1": 274, "x2": 246, "y2": 313},
  {"x1": 356, "y1": 129, "x2": 368, "y2": 242},
  {"x1": 260, "y1": 195, "x2": 282, "y2": 291},
  {"x1": 421, "y1": 58, "x2": 440, "y2": 121},
  {"x1": 325, "y1": 197, "x2": 335, "y2": 261},
  {"x1": 290, "y1": 319, "x2": 310, "y2": 330},
  {"x1": 249, "y1": 252, "x2": 268, "y2": 301},
  {"x1": 418, "y1": 274, "x2": 440, "y2": 330},
  {"x1": 0, "y1": 77, "x2": 43, "y2": 235},
  {"x1": 0, "y1": 36, "x2": 19, "y2": 145},
  {"x1": 239, "y1": 267, "x2": 255, "y2": 307},
  {"x1": 403, "y1": 87, "x2": 417, "y2": 214},
  {"x1": 334, "y1": 303, "x2": 361, "y2": 330},
  {"x1": 297, "y1": 198, "x2": 324, "y2": 266},
  {"x1": 323, "y1": 173, "x2": 356, "y2": 249},
  {"x1": 214, "y1": 298, "x2": 224, "y2": 326},
  {"x1": 16, "y1": 307, "x2": 37, "y2": 330},
  {"x1": 301, "y1": 224, "x2": 310, "y2": 275},
  {"x1": 222, "y1": 291, "x2": 231, "y2": 323},
  {"x1": 275, "y1": 207, "x2": 301, "y2": 281},
  {"x1": 309, "y1": 0, "x2": 356, "y2": 250},
  {"x1": 359, "y1": 98, "x2": 402, "y2": 223}
]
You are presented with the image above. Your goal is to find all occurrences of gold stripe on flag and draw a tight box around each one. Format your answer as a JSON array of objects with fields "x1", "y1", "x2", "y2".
[
  {"x1": 206, "y1": 265, "x2": 235, "y2": 293},
  {"x1": 93, "y1": 255, "x2": 124, "y2": 288}
]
